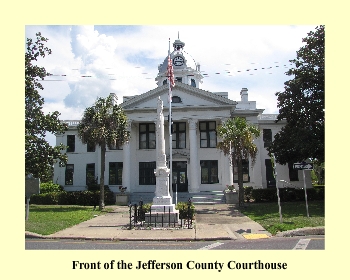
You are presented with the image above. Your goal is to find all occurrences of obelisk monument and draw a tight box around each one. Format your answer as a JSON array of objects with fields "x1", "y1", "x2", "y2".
[{"x1": 149, "y1": 97, "x2": 179, "y2": 222}]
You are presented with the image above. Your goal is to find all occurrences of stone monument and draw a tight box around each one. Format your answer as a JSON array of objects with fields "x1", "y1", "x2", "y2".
[{"x1": 147, "y1": 97, "x2": 179, "y2": 223}]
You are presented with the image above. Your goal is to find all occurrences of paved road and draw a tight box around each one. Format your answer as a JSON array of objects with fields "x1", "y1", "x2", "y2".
[{"x1": 25, "y1": 235, "x2": 324, "y2": 250}]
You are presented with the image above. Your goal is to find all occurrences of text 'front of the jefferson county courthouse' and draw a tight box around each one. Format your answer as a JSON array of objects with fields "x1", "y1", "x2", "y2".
[{"x1": 53, "y1": 37, "x2": 312, "y2": 203}]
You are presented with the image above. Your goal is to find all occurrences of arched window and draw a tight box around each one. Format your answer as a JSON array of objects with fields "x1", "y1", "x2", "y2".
[{"x1": 172, "y1": 96, "x2": 182, "y2": 103}]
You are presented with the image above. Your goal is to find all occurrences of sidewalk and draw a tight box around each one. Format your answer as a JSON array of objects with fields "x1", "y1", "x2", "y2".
[{"x1": 25, "y1": 204, "x2": 324, "y2": 241}]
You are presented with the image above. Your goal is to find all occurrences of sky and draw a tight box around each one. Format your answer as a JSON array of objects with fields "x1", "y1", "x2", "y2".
[{"x1": 25, "y1": 25, "x2": 317, "y2": 146}]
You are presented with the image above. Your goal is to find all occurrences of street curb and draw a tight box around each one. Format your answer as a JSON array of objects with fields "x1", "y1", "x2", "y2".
[
  {"x1": 25, "y1": 231, "x2": 45, "y2": 239},
  {"x1": 25, "y1": 230, "x2": 236, "y2": 241},
  {"x1": 274, "y1": 226, "x2": 325, "y2": 237}
]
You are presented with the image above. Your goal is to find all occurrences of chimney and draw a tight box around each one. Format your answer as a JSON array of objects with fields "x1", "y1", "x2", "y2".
[
  {"x1": 240, "y1": 88, "x2": 248, "y2": 103},
  {"x1": 109, "y1": 93, "x2": 118, "y2": 105}
]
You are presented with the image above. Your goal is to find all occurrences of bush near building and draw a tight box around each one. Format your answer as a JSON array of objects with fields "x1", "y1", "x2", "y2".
[
  {"x1": 244, "y1": 186, "x2": 324, "y2": 203},
  {"x1": 30, "y1": 185, "x2": 114, "y2": 206}
]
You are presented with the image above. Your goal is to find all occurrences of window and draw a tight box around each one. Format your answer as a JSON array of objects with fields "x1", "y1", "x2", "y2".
[
  {"x1": 288, "y1": 162, "x2": 299, "y2": 181},
  {"x1": 233, "y1": 160, "x2": 250, "y2": 183},
  {"x1": 86, "y1": 163, "x2": 95, "y2": 185},
  {"x1": 139, "y1": 162, "x2": 156, "y2": 185},
  {"x1": 139, "y1": 123, "x2": 156, "y2": 149},
  {"x1": 191, "y1": 79, "x2": 196, "y2": 87},
  {"x1": 108, "y1": 141, "x2": 123, "y2": 150},
  {"x1": 172, "y1": 122, "x2": 186, "y2": 149},
  {"x1": 200, "y1": 160, "x2": 219, "y2": 184},
  {"x1": 263, "y1": 129, "x2": 272, "y2": 148},
  {"x1": 65, "y1": 164, "x2": 74, "y2": 185},
  {"x1": 172, "y1": 96, "x2": 182, "y2": 103},
  {"x1": 109, "y1": 162, "x2": 123, "y2": 185},
  {"x1": 176, "y1": 77, "x2": 182, "y2": 83},
  {"x1": 265, "y1": 159, "x2": 276, "y2": 188},
  {"x1": 199, "y1": 121, "x2": 217, "y2": 148},
  {"x1": 163, "y1": 79, "x2": 167, "y2": 85},
  {"x1": 67, "y1": 135, "x2": 75, "y2": 152},
  {"x1": 87, "y1": 142, "x2": 95, "y2": 152}
]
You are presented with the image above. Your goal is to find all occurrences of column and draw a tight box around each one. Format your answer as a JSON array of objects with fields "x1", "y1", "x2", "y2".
[
  {"x1": 188, "y1": 119, "x2": 200, "y2": 193},
  {"x1": 220, "y1": 118, "x2": 233, "y2": 188},
  {"x1": 222, "y1": 152, "x2": 233, "y2": 187},
  {"x1": 122, "y1": 120, "x2": 132, "y2": 191}
]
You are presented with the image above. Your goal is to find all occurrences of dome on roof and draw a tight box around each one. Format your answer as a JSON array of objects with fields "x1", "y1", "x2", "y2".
[
  {"x1": 158, "y1": 49, "x2": 197, "y2": 73},
  {"x1": 155, "y1": 36, "x2": 203, "y2": 88}
]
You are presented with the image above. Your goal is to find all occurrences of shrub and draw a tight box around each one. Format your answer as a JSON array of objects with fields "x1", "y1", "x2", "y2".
[
  {"x1": 30, "y1": 189, "x2": 115, "y2": 206},
  {"x1": 244, "y1": 186, "x2": 253, "y2": 202},
  {"x1": 176, "y1": 202, "x2": 195, "y2": 219},
  {"x1": 251, "y1": 188, "x2": 277, "y2": 202},
  {"x1": 249, "y1": 186, "x2": 324, "y2": 203},
  {"x1": 40, "y1": 182, "x2": 64, "y2": 194},
  {"x1": 30, "y1": 192, "x2": 59, "y2": 205}
]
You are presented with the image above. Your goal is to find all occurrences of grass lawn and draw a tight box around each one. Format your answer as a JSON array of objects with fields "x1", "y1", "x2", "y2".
[
  {"x1": 25, "y1": 205, "x2": 113, "y2": 235},
  {"x1": 240, "y1": 200, "x2": 324, "y2": 235}
]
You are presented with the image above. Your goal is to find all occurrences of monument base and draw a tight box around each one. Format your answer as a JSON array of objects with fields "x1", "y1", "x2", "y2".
[{"x1": 145, "y1": 203, "x2": 179, "y2": 224}]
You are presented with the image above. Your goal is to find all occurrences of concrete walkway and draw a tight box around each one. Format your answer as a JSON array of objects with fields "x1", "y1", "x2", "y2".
[{"x1": 25, "y1": 204, "x2": 324, "y2": 241}]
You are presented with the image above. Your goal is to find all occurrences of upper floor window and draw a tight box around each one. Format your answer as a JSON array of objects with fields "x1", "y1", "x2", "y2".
[
  {"x1": 139, "y1": 123, "x2": 156, "y2": 149},
  {"x1": 172, "y1": 122, "x2": 186, "y2": 149},
  {"x1": 87, "y1": 141, "x2": 96, "y2": 152},
  {"x1": 199, "y1": 121, "x2": 217, "y2": 148},
  {"x1": 263, "y1": 129, "x2": 272, "y2": 148},
  {"x1": 67, "y1": 135, "x2": 75, "y2": 152},
  {"x1": 108, "y1": 140, "x2": 123, "y2": 150}
]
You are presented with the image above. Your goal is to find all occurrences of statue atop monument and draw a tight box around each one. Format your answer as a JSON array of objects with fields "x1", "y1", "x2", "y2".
[{"x1": 156, "y1": 96, "x2": 167, "y2": 168}]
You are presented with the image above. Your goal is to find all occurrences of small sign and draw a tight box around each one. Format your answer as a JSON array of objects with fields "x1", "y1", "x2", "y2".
[
  {"x1": 25, "y1": 175, "x2": 40, "y2": 221},
  {"x1": 293, "y1": 162, "x2": 313, "y2": 170},
  {"x1": 25, "y1": 175, "x2": 40, "y2": 198}
]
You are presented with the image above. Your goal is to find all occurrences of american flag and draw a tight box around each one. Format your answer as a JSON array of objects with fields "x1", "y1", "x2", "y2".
[{"x1": 167, "y1": 54, "x2": 175, "y2": 102}]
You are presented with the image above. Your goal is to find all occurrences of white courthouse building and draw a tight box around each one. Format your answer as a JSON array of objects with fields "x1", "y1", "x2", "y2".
[{"x1": 53, "y1": 37, "x2": 311, "y2": 203}]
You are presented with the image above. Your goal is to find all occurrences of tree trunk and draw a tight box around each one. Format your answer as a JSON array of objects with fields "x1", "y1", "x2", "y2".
[
  {"x1": 237, "y1": 158, "x2": 244, "y2": 207},
  {"x1": 99, "y1": 143, "x2": 106, "y2": 210}
]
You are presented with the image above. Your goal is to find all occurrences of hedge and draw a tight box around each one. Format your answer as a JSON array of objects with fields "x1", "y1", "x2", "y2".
[
  {"x1": 244, "y1": 186, "x2": 324, "y2": 203},
  {"x1": 30, "y1": 189, "x2": 115, "y2": 206}
]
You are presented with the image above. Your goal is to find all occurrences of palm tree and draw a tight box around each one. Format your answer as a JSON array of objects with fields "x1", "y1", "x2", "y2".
[
  {"x1": 217, "y1": 117, "x2": 260, "y2": 206},
  {"x1": 77, "y1": 95, "x2": 130, "y2": 210}
]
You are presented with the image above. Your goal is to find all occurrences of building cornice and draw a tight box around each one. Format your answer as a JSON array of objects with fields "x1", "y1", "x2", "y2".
[{"x1": 121, "y1": 82, "x2": 237, "y2": 110}]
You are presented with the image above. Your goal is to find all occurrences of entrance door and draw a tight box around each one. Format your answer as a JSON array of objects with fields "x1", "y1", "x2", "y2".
[{"x1": 172, "y1": 161, "x2": 188, "y2": 192}]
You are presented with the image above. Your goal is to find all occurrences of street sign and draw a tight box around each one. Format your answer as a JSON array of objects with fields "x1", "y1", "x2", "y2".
[{"x1": 293, "y1": 162, "x2": 313, "y2": 170}]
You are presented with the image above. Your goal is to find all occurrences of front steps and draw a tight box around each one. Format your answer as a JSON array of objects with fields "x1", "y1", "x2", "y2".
[{"x1": 129, "y1": 191, "x2": 225, "y2": 205}]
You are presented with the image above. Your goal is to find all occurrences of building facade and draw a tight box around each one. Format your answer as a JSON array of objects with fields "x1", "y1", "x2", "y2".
[{"x1": 53, "y1": 37, "x2": 311, "y2": 199}]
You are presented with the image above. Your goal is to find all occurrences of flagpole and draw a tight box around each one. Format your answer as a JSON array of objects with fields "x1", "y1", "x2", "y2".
[{"x1": 168, "y1": 38, "x2": 174, "y2": 204}]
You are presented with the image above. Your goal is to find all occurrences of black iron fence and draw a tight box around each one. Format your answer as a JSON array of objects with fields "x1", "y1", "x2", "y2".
[{"x1": 128, "y1": 199, "x2": 194, "y2": 229}]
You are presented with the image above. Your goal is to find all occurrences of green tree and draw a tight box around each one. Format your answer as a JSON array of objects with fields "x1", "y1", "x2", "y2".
[
  {"x1": 77, "y1": 95, "x2": 130, "y2": 210},
  {"x1": 268, "y1": 25, "x2": 325, "y2": 166},
  {"x1": 217, "y1": 117, "x2": 260, "y2": 206},
  {"x1": 25, "y1": 32, "x2": 68, "y2": 181}
]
